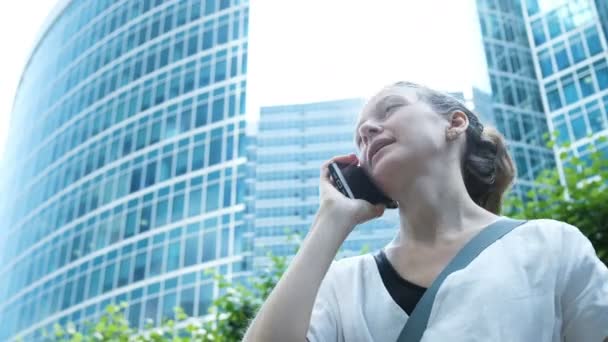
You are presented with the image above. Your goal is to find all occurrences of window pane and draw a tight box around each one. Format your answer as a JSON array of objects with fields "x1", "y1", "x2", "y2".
[
  {"x1": 176, "y1": 150, "x2": 188, "y2": 176},
  {"x1": 585, "y1": 27, "x2": 603, "y2": 55},
  {"x1": 206, "y1": 183, "x2": 219, "y2": 211},
  {"x1": 202, "y1": 231, "x2": 216, "y2": 262},
  {"x1": 569, "y1": 35, "x2": 586, "y2": 63},
  {"x1": 198, "y1": 283, "x2": 213, "y2": 315},
  {"x1": 149, "y1": 246, "x2": 163, "y2": 276},
  {"x1": 162, "y1": 292, "x2": 176, "y2": 320},
  {"x1": 554, "y1": 43, "x2": 570, "y2": 70},
  {"x1": 570, "y1": 115, "x2": 588, "y2": 140},
  {"x1": 180, "y1": 287, "x2": 195, "y2": 316},
  {"x1": 134, "y1": 252, "x2": 146, "y2": 281},
  {"x1": 103, "y1": 263, "x2": 115, "y2": 292},
  {"x1": 579, "y1": 74, "x2": 595, "y2": 97},
  {"x1": 155, "y1": 199, "x2": 168, "y2": 227},
  {"x1": 587, "y1": 107, "x2": 605, "y2": 133},
  {"x1": 547, "y1": 88, "x2": 562, "y2": 110},
  {"x1": 160, "y1": 155, "x2": 173, "y2": 181},
  {"x1": 214, "y1": 60, "x2": 227, "y2": 82},
  {"x1": 209, "y1": 137, "x2": 222, "y2": 166},
  {"x1": 531, "y1": 20, "x2": 545, "y2": 45},
  {"x1": 526, "y1": 0, "x2": 539, "y2": 15},
  {"x1": 118, "y1": 258, "x2": 131, "y2": 287},
  {"x1": 212, "y1": 98, "x2": 224, "y2": 122},
  {"x1": 539, "y1": 49, "x2": 553, "y2": 77},
  {"x1": 594, "y1": 61, "x2": 608, "y2": 90},
  {"x1": 167, "y1": 241, "x2": 180, "y2": 271},
  {"x1": 546, "y1": 11, "x2": 562, "y2": 38},
  {"x1": 184, "y1": 237, "x2": 198, "y2": 266},
  {"x1": 562, "y1": 78, "x2": 579, "y2": 105},
  {"x1": 188, "y1": 189, "x2": 202, "y2": 216},
  {"x1": 171, "y1": 194, "x2": 184, "y2": 222},
  {"x1": 192, "y1": 145, "x2": 205, "y2": 170}
]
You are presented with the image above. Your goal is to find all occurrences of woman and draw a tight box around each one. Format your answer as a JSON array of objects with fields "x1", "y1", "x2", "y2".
[{"x1": 242, "y1": 82, "x2": 608, "y2": 341}]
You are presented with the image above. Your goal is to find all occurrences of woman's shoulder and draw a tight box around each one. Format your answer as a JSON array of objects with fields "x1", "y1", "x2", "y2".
[
  {"x1": 515, "y1": 217, "x2": 587, "y2": 242},
  {"x1": 325, "y1": 253, "x2": 378, "y2": 283}
]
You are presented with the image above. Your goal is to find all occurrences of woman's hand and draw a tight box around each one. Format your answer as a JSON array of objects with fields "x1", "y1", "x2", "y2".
[{"x1": 318, "y1": 154, "x2": 386, "y2": 232}]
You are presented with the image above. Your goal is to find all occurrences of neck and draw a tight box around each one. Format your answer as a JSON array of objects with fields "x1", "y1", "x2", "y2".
[{"x1": 394, "y1": 163, "x2": 498, "y2": 247}]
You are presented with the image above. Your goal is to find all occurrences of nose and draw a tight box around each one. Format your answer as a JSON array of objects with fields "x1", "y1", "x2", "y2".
[{"x1": 358, "y1": 120, "x2": 383, "y2": 146}]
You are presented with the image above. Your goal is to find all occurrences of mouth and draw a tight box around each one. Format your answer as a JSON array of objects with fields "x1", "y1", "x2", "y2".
[{"x1": 370, "y1": 143, "x2": 392, "y2": 167}]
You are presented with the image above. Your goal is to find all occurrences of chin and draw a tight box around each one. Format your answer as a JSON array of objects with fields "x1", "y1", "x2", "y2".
[{"x1": 368, "y1": 156, "x2": 401, "y2": 195}]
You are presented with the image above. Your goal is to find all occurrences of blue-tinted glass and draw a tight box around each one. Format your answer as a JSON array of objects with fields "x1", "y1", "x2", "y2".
[
  {"x1": 585, "y1": 27, "x2": 603, "y2": 55},
  {"x1": 149, "y1": 246, "x2": 163, "y2": 276},
  {"x1": 212, "y1": 98, "x2": 224, "y2": 122},
  {"x1": 215, "y1": 60, "x2": 227, "y2": 82},
  {"x1": 539, "y1": 49, "x2": 553, "y2": 77},
  {"x1": 579, "y1": 74, "x2": 595, "y2": 97},
  {"x1": 192, "y1": 145, "x2": 205, "y2": 170},
  {"x1": 184, "y1": 238, "x2": 198, "y2": 266},
  {"x1": 202, "y1": 29, "x2": 213, "y2": 50},
  {"x1": 546, "y1": 11, "x2": 562, "y2": 38},
  {"x1": 162, "y1": 292, "x2": 176, "y2": 320},
  {"x1": 562, "y1": 79, "x2": 579, "y2": 105},
  {"x1": 209, "y1": 138, "x2": 222, "y2": 166},
  {"x1": 128, "y1": 302, "x2": 141, "y2": 328},
  {"x1": 570, "y1": 115, "x2": 588, "y2": 139},
  {"x1": 155, "y1": 200, "x2": 168, "y2": 228},
  {"x1": 531, "y1": 20, "x2": 546, "y2": 45},
  {"x1": 89, "y1": 269, "x2": 101, "y2": 298},
  {"x1": 218, "y1": 23, "x2": 229, "y2": 44},
  {"x1": 103, "y1": 263, "x2": 115, "y2": 292},
  {"x1": 160, "y1": 155, "x2": 173, "y2": 181},
  {"x1": 176, "y1": 150, "x2": 188, "y2": 176},
  {"x1": 198, "y1": 283, "x2": 213, "y2": 315},
  {"x1": 144, "y1": 297, "x2": 158, "y2": 324},
  {"x1": 204, "y1": 0, "x2": 216, "y2": 14},
  {"x1": 180, "y1": 287, "x2": 195, "y2": 316},
  {"x1": 118, "y1": 258, "x2": 131, "y2": 287},
  {"x1": 587, "y1": 107, "x2": 605, "y2": 133},
  {"x1": 167, "y1": 241, "x2": 180, "y2": 271},
  {"x1": 188, "y1": 189, "x2": 202, "y2": 216},
  {"x1": 125, "y1": 212, "x2": 136, "y2": 238},
  {"x1": 569, "y1": 35, "x2": 586, "y2": 63},
  {"x1": 547, "y1": 88, "x2": 562, "y2": 110},
  {"x1": 526, "y1": 0, "x2": 539, "y2": 15},
  {"x1": 199, "y1": 64, "x2": 211, "y2": 87},
  {"x1": 202, "y1": 231, "x2": 216, "y2": 261},
  {"x1": 206, "y1": 183, "x2": 220, "y2": 211},
  {"x1": 133, "y1": 252, "x2": 146, "y2": 281},
  {"x1": 171, "y1": 194, "x2": 184, "y2": 222},
  {"x1": 594, "y1": 61, "x2": 608, "y2": 90},
  {"x1": 554, "y1": 43, "x2": 570, "y2": 70}
]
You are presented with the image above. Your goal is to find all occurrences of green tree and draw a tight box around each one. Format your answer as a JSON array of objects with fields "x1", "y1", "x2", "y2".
[
  {"x1": 43, "y1": 254, "x2": 288, "y2": 342},
  {"x1": 504, "y1": 136, "x2": 608, "y2": 265}
]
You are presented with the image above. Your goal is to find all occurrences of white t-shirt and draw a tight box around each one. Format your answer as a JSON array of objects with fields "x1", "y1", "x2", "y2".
[{"x1": 306, "y1": 219, "x2": 608, "y2": 341}]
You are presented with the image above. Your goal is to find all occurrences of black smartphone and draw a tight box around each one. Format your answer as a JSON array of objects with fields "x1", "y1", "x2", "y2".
[{"x1": 328, "y1": 160, "x2": 398, "y2": 209}]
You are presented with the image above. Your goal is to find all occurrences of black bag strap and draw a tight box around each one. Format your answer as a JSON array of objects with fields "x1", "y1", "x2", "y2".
[{"x1": 396, "y1": 217, "x2": 527, "y2": 341}]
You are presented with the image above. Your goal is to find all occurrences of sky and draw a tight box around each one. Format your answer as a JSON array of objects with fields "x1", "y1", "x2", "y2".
[{"x1": 0, "y1": 0, "x2": 487, "y2": 161}]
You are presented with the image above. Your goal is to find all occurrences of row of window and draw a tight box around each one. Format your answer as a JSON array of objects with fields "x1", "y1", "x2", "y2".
[
  {"x1": 545, "y1": 58, "x2": 608, "y2": 111},
  {"x1": 27, "y1": 4, "x2": 248, "y2": 148},
  {"x1": 16, "y1": 23, "x2": 247, "y2": 177},
  {"x1": 4, "y1": 156, "x2": 247, "y2": 299},
  {"x1": 530, "y1": 1, "x2": 595, "y2": 46},
  {"x1": 259, "y1": 116, "x2": 355, "y2": 131},
  {"x1": 257, "y1": 131, "x2": 354, "y2": 147},
  {"x1": 493, "y1": 107, "x2": 549, "y2": 147},
  {"x1": 537, "y1": 26, "x2": 604, "y2": 78},
  {"x1": 254, "y1": 186, "x2": 319, "y2": 200},
  {"x1": 5, "y1": 264, "x2": 245, "y2": 341},
  {"x1": 478, "y1": 10, "x2": 529, "y2": 46},
  {"x1": 14, "y1": 80, "x2": 246, "y2": 229},
  {"x1": 255, "y1": 168, "x2": 320, "y2": 182},
  {"x1": 256, "y1": 204, "x2": 319, "y2": 219},
  {"x1": 484, "y1": 41, "x2": 536, "y2": 78},
  {"x1": 552, "y1": 95, "x2": 608, "y2": 145},
  {"x1": 257, "y1": 148, "x2": 353, "y2": 164},
  {"x1": 476, "y1": 0, "x2": 523, "y2": 17},
  {"x1": 2, "y1": 172, "x2": 247, "y2": 308},
  {"x1": 23, "y1": 0, "x2": 238, "y2": 111},
  {"x1": 489, "y1": 74, "x2": 544, "y2": 111},
  {"x1": 510, "y1": 145, "x2": 556, "y2": 181}
]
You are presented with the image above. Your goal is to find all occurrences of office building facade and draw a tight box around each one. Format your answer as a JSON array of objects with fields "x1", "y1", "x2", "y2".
[
  {"x1": 0, "y1": 0, "x2": 250, "y2": 340},
  {"x1": 252, "y1": 99, "x2": 400, "y2": 270},
  {"x1": 476, "y1": 0, "x2": 608, "y2": 190}
]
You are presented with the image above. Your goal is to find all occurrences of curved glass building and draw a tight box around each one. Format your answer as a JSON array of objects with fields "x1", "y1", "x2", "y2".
[{"x1": 0, "y1": 0, "x2": 251, "y2": 340}]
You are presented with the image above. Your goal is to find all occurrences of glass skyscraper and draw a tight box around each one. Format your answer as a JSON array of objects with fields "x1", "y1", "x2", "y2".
[
  {"x1": 476, "y1": 0, "x2": 608, "y2": 190},
  {"x1": 476, "y1": 0, "x2": 557, "y2": 201},
  {"x1": 522, "y1": 0, "x2": 608, "y2": 174},
  {"x1": 0, "y1": 0, "x2": 250, "y2": 340},
  {"x1": 252, "y1": 99, "x2": 400, "y2": 270}
]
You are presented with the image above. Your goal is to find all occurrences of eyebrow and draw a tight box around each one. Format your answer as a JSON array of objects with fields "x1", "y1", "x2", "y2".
[{"x1": 354, "y1": 94, "x2": 409, "y2": 145}]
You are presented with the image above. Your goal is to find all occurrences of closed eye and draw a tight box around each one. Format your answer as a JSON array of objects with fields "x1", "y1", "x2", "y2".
[{"x1": 385, "y1": 104, "x2": 401, "y2": 115}]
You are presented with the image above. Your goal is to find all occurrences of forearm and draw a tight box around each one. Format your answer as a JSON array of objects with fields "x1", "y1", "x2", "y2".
[{"x1": 242, "y1": 207, "x2": 353, "y2": 341}]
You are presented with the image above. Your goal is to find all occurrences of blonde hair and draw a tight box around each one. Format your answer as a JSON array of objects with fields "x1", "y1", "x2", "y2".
[{"x1": 393, "y1": 81, "x2": 516, "y2": 214}]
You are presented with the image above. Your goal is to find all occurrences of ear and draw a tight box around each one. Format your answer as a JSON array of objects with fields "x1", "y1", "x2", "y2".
[{"x1": 445, "y1": 110, "x2": 469, "y2": 141}]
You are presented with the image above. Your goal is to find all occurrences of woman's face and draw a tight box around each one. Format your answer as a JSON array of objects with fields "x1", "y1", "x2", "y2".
[{"x1": 354, "y1": 86, "x2": 452, "y2": 194}]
